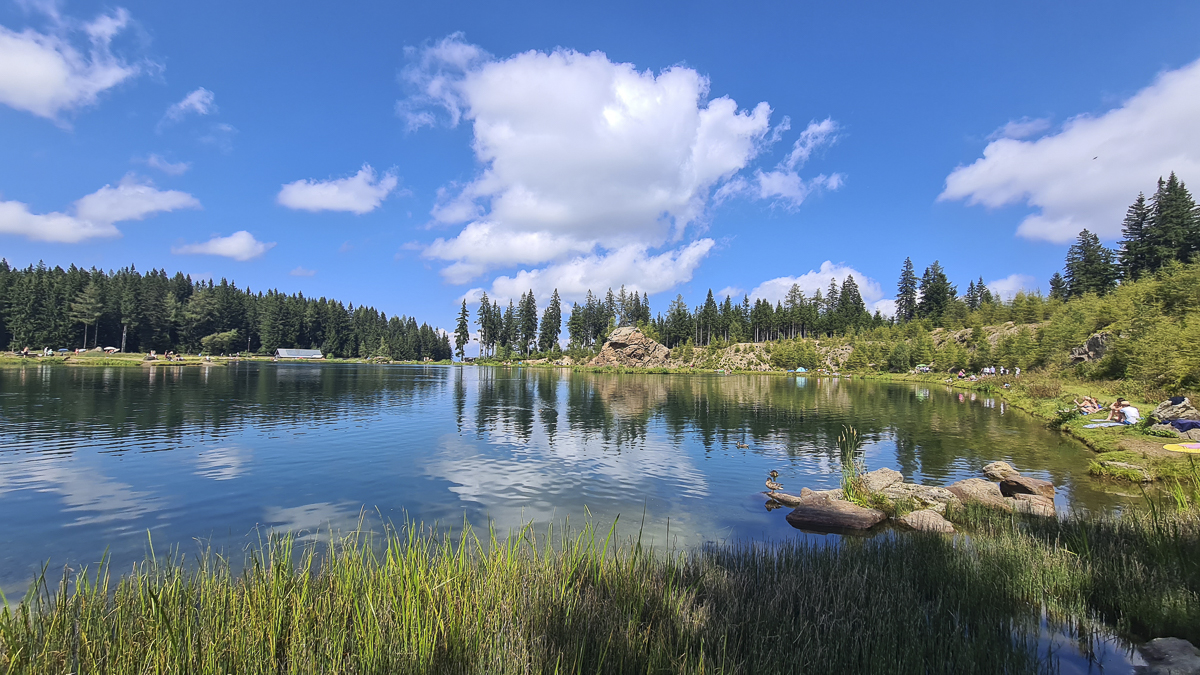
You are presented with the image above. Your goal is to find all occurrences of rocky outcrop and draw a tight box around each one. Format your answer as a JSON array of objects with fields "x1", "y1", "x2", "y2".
[
  {"x1": 861, "y1": 467, "x2": 903, "y2": 493},
  {"x1": 1099, "y1": 460, "x2": 1152, "y2": 482},
  {"x1": 1011, "y1": 493, "x2": 1056, "y2": 517},
  {"x1": 1070, "y1": 331, "x2": 1112, "y2": 363},
  {"x1": 1152, "y1": 398, "x2": 1200, "y2": 422},
  {"x1": 785, "y1": 494, "x2": 887, "y2": 531},
  {"x1": 982, "y1": 461, "x2": 1020, "y2": 481},
  {"x1": 948, "y1": 478, "x2": 1012, "y2": 511},
  {"x1": 879, "y1": 483, "x2": 962, "y2": 514},
  {"x1": 588, "y1": 327, "x2": 670, "y2": 368},
  {"x1": 898, "y1": 509, "x2": 955, "y2": 533},
  {"x1": 1136, "y1": 637, "x2": 1200, "y2": 674},
  {"x1": 999, "y1": 475, "x2": 1056, "y2": 500}
]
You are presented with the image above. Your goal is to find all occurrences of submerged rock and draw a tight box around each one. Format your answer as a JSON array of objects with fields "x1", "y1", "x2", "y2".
[
  {"x1": 785, "y1": 495, "x2": 886, "y2": 531},
  {"x1": 947, "y1": 478, "x2": 1012, "y2": 511},
  {"x1": 588, "y1": 327, "x2": 671, "y2": 368},
  {"x1": 1136, "y1": 637, "x2": 1200, "y2": 674},
  {"x1": 897, "y1": 509, "x2": 955, "y2": 533},
  {"x1": 861, "y1": 467, "x2": 903, "y2": 493},
  {"x1": 982, "y1": 461, "x2": 1020, "y2": 481},
  {"x1": 999, "y1": 475, "x2": 1056, "y2": 500}
]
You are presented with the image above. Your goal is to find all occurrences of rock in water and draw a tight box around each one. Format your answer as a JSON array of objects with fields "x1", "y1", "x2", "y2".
[
  {"x1": 588, "y1": 327, "x2": 671, "y2": 368},
  {"x1": 881, "y1": 483, "x2": 963, "y2": 514},
  {"x1": 999, "y1": 475, "x2": 1056, "y2": 499},
  {"x1": 861, "y1": 467, "x2": 903, "y2": 493},
  {"x1": 1010, "y1": 493, "x2": 1055, "y2": 517},
  {"x1": 785, "y1": 495, "x2": 886, "y2": 531},
  {"x1": 1136, "y1": 637, "x2": 1200, "y2": 674},
  {"x1": 947, "y1": 478, "x2": 1011, "y2": 511},
  {"x1": 982, "y1": 461, "x2": 1020, "y2": 481},
  {"x1": 897, "y1": 509, "x2": 955, "y2": 533}
]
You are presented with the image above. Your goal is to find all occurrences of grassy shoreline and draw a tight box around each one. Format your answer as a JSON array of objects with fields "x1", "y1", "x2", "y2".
[{"x1": 1, "y1": 505, "x2": 1197, "y2": 674}]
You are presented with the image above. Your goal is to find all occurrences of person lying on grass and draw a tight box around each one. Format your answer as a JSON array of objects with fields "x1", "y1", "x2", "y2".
[{"x1": 1074, "y1": 397, "x2": 1102, "y2": 414}]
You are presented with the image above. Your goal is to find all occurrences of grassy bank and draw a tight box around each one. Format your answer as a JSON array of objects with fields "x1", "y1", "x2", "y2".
[{"x1": 2, "y1": 504, "x2": 1198, "y2": 674}]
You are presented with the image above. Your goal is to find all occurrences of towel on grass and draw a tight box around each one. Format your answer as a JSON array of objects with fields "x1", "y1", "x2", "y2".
[{"x1": 1083, "y1": 422, "x2": 1124, "y2": 428}]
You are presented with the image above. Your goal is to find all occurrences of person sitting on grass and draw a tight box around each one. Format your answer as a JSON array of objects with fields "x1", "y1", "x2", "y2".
[
  {"x1": 1106, "y1": 398, "x2": 1128, "y2": 421},
  {"x1": 1117, "y1": 401, "x2": 1141, "y2": 426}
]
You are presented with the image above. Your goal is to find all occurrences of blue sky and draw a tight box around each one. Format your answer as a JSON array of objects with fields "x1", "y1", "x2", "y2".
[{"x1": 2, "y1": 0, "x2": 1199, "y2": 333}]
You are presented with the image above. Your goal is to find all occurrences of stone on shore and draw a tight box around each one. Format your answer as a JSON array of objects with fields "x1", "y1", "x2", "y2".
[
  {"x1": 1136, "y1": 637, "x2": 1200, "y2": 675},
  {"x1": 799, "y1": 487, "x2": 845, "y2": 500},
  {"x1": 999, "y1": 475, "x2": 1056, "y2": 500},
  {"x1": 588, "y1": 327, "x2": 670, "y2": 368},
  {"x1": 785, "y1": 495, "x2": 886, "y2": 531},
  {"x1": 947, "y1": 478, "x2": 1012, "y2": 511},
  {"x1": 1099, "y1": 460, "x2": 1152, "y2": 482},
  {"x1": 861, "y1": 467, "x2": 903, "y2": 493},
  {"x1": 1151, "y1": 398, "x2": 1200, "y2": 422},
  {"x1": 897, "y1": 509, "x2": 955, "y2": 533},
  {"x1": 1010, "y1": 493, "x2": 1056, "y2": 517}
]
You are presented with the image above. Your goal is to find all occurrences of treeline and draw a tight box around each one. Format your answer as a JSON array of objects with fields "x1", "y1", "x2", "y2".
[{"x1": 0, "y1": 262, "x2": 452, "y2": 360}]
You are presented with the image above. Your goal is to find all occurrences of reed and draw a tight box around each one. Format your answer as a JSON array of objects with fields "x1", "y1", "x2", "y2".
[{"x1": 1, "y1": 505, "x2": 1197, "y2": 674}]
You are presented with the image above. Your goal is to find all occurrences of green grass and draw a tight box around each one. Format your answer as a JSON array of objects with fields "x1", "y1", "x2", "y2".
[{"x1": 2, "y1": 504, "x2": 1198, "y2": 674}]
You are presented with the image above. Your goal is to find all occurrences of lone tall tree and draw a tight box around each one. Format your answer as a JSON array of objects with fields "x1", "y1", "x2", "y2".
[
  {"x1": 454, "y1": 300, "x2": 470, "y2": 360},
  {"x1": 896, "y1": 257, "x2": 918, "y2": 323}
]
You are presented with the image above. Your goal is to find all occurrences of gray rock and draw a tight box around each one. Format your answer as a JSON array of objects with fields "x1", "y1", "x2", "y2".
[
  {"x1": 786, "y1": 496, "x2": 887, "y2": 531},
  {"x1": 1186, "y1": 429, "x2": 1200, "y2": 442},
  {"x1": 897, "y1": 509, "x2": 955, "y2": 533},
  {"x1": 1152, "y1": 398, "x2": 1200, "y2": 422},
  {"x1": 861, "y1": 467, "x2": 903, "y2": 493},
  {"x1": 588, "y1": 327, "x2": 671, "y2": 368},
  {"x1": 1099, "y1": 461, "x2": 1152, "y2": 482},
  {"x1": 999, "y1": 475, "x2": 1056, "y2": 500},
  {"x1": 882, "y1": 483, "x2": 963, "y2": 514},
  {"x1": 1151, "y1": 423, "x2": 1183, "y2": 437},
  {"x1": 1070, "y1": 331, "x2": 1112, "y2": 363},
  {"x1": 799, "y1": 487, "x2": 845, "y2": 500},
  {"x1": 1010, "y1": 493, "x2": 1055, "y2": 517},
  {"x1": 982, "y1": 461, "x2": 1020, "y2": 481},
  {"x1": 947, "y1": 478, "x2": 1012, "y2": 511},
  {"x1": 1136, "y1": 637, "x2": 1200, "y2": 674}
]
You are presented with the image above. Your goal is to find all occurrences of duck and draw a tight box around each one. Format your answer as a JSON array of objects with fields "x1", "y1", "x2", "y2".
[
  {"x1": 765, "y1": 470, "x2": 783, "y2": 493},
  {"x1": 736, "y1": 441, "x2": 749, "y2": 449}
]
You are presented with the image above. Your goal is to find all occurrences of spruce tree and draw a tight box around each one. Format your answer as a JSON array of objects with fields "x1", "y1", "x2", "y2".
[
  {"x1": 454, "y1": 300, "x2": 470, "y2": 360},
  {"x1": 1118, "y1": 192, "x2": 1154, "y2": 280},
  {"x1": 1048, "y1": 272, "x2": 1067, "y2": 301},
  {"x1": 1147, "y1": 173, "x2": 1199, "y2": 268},
  {"x1": 476, "y1": 292, "x2": 492, "y2": 357},
  {"x1": 896, "y1": 257, "x2": 918, "y2": 322},
  {"x1": 519, "y1": 289, "x2": 538, "y2": 354},
  {"x1": 1063, "y1": 229, "x2": 1119, "y2": 297},
  {"x1": 538, "y1": 289, "x2": 562, "y2": 352},
  {"x1": 916, "y1": 261, "x2": 956, "y2": 322}
]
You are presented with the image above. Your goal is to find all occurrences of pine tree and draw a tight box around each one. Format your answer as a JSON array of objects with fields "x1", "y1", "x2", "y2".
[
  {"x1": 896, "y1": 257, "x2": 918, "y2": 322},
  {"x1": 476, "y1": 292, "x2": 492, "y2": 358},
  {"x1": 517, "y1": 290, "x2": 538, "y2": 355},
  {"x1": 837, "y1": 275, "x2": 868, "y2": 331},
  {"x1": 1064, "y1": 229, "x2": 1119, "y2": 297},
  {"x1": 916, "y1": 261, "x2": 956, "y2": 322},
  {"x1": 68, "y1": 281, "x2": 103, "y2": 349},
  {"x1": 1119, "y1": 192, "x2": 1154, "y2": 280},
  {"x1": 454, "y1": 300, "x2": 470, "y2": 360},
  {"x1": 538, "y1": 289, "x2": 562, "y2": 352},
  {"x1": 1147, "y1": 172, "x2": 1199, "y2": 268},
  {"x1": 1048, "y1": 272, "x2": 1067, "y2": 301}
]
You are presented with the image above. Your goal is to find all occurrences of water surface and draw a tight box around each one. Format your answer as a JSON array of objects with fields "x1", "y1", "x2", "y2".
[{"x1": 0, "y1": 363, "x2": 1130, "y2": 593}]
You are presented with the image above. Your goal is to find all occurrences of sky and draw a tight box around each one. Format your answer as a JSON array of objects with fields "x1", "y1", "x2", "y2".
[{"x1": 1, "y1": 0, "x2": 1199, "y2": 338}]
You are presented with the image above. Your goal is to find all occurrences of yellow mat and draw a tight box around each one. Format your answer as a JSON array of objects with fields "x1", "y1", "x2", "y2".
[{"x1": 1162, "y1": 443, "x2": 1200, "y2": 453}]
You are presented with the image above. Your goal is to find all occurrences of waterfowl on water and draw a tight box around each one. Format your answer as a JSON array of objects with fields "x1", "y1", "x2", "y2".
[
  {"x1": 736, "y1": 441, "x2": 749, "y2": 449},
  {"x1": 765, "y1": 470, "x2": 783, "y2": 493}
]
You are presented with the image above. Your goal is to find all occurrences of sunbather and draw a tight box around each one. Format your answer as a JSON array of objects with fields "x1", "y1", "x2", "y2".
[
  {"x1": 1074, "y1": 396, "x2": 1102, "y2": 414},
  {"x1": 1106, "y1": 398, "x2": 1128, "y2": 421}
]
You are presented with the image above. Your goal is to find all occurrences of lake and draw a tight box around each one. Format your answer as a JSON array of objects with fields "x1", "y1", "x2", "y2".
[{"x1": 0, "y1": 363, "x2": 1131, "y2": 594}]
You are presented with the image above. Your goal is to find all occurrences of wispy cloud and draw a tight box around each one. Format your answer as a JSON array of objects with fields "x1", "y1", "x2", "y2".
[{"x1": 172, "y1": 230, "x2": 275, "y2": 261}]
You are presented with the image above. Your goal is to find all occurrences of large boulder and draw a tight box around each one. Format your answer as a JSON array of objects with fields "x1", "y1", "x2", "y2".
[
  {"x1": 880, "y1": 483, "x2": 962, "y2": 514},
  {"x1": 1152, "y1": 398, "x2": 1200, "y2": 422},
  {"x1": 785, "y1": 494, "x2": 886, "y2": 531},
  {"x1": 982, "y1": 461, "x2": 1020, "y2": 481},
  {"x1": 1010, "y1": 493, "x2": 1055, "y2": 517},
  {"x1": 1136, "y1": 637, "x2": 1200, "y2": 675},
  {"x1": 947, "y1": 478, "x2": 1012, "y2": 511},
  {"x1": 588, "y1": 327, "x2": 671, "y2": 368},
  {"x1": 897, "y1": 509, "x2": 955, "y2": 533},
  {"x1": 1070, "y1": 331, "x2": 1112, "y2": 363},
  {"x1": 999, "y1": 475, "x2": 1056, "y2": 500},
  {"x1": 861, "y1": 468, "x2": 903, "y2": 493}
]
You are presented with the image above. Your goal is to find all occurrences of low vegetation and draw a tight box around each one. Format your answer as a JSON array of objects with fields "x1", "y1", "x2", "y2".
[{"x1": 2, "y1": 499, "x2": 1198, "y2": 674}]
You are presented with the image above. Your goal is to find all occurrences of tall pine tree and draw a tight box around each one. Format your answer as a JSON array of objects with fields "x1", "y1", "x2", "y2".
[
  {"x1": 896, "y1": 257, "x2": 918, "y2": 322},
  {"x1": 1118, "y1": 192, "x2": 1154, "y2": 280},
  {"x1": 1063, "y1": 229, "x2": 1119, "y2": 297}
]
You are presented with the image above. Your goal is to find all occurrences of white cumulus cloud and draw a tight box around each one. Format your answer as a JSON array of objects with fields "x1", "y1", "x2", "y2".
[
  {"x1": 940, "y1": 58, "x2": 1200, "y2": 243},
  {"x1": 172, "y1": 231, "x2": 275, "y2": 261},
  {"x1": 0, "y1": 8, "x2": 142, "y2": 121},
  {"x1": 748, "y1": 260, "x2": 891, "y2": 315},
  {"x1": 277, "y1": 164, "x2": 399, "y2": 214},
  {"x1": 0, "y1": 175, "x2": 199, "y2": 243},
  {"x1": 403, "y1": 35, "x2": 839, "y2": 296},
  {"x1": 987, "y1": 273, "x2": 1037, "y2": 301},
  {"x1": 159, "y1": 87, "x2": 215, "y2": 128}
]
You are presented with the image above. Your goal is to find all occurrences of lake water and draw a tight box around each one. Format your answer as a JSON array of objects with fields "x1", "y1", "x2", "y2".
[{"x1": 0, "y1": 363, "x2": 1133, "y2": 595}]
